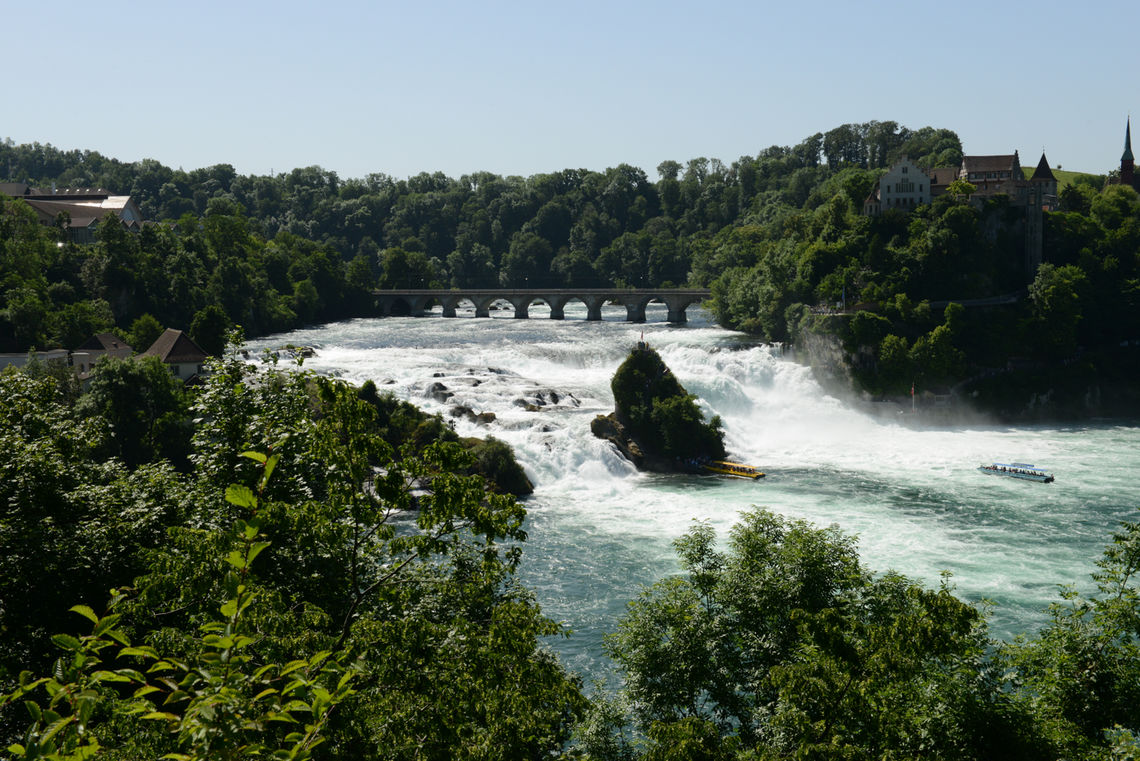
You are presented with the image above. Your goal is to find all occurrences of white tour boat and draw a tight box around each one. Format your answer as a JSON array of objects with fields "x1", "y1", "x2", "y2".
[{"x1": 977, "y1": 462, "x2": 1054, "y2": 483}]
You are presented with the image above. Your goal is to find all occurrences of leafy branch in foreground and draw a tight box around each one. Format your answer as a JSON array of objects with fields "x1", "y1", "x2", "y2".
[{"x1": 2, "y1": 449, "x2": 355, "y2": 761}]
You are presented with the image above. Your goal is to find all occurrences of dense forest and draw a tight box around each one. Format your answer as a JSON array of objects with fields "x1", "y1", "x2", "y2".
[
  {"x1": 3, "y1": 122, "x2": 1138, "y2": 411},
  {"x1": 3, "y1": 349, "x2": 1140, "y2": 759}
]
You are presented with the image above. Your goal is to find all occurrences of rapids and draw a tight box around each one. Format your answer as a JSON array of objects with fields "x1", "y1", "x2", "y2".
[{"x1": 245, "y1": 303, "x2": 1140, "y2": 682}]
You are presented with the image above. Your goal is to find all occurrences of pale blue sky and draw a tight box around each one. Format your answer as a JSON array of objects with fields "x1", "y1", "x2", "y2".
[{"x1": 5, "y1": 0, "x2": 1136, "y2": 181}]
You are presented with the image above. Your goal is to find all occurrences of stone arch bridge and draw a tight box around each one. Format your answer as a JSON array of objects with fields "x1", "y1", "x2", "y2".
[{"x1": 371, "y1": 288, "x2": 711, "y2": 323}]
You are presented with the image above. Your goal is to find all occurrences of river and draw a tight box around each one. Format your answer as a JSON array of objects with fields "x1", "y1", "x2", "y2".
[{"x1": 244, "y1": 303, "x2": 1140, "y2": 683}]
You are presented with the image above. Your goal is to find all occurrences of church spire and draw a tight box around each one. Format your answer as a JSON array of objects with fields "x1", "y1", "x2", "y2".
[{"x1": 1122, "y1": 117, "x2": 1136, "y2": 188}]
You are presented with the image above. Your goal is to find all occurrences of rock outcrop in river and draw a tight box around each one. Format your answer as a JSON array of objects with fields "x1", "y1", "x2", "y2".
[{"x1": 591, "y1": 341, "x2": 726, "y2": 473}]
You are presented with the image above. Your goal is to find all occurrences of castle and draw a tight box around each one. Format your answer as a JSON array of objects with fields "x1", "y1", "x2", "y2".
[{"x1": 862, "y1": 150, "x2": 1057, "y2": 216}]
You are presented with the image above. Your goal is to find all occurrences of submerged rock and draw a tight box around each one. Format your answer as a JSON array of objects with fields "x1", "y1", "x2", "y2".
[{"x1": 426, "y1": 381, "x2": 453, "y2": 402}]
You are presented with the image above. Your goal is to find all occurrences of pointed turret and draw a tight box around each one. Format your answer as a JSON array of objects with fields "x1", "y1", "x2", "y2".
[{"x1": 1122, "y1": 118, "x2": 1135, "y2": 188}]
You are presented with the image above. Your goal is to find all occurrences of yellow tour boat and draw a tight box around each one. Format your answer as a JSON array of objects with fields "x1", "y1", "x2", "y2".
[{"x1": 702, "y1": 460, "x2": 765, "y2": 479}]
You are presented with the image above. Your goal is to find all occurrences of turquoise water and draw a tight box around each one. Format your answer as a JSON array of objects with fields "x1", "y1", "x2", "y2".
[{"x1": 246, "y1": 305, "x2": 1140, "y2": 682}]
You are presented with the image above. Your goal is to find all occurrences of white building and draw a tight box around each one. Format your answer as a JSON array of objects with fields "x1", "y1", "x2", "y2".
[{"x1": 863, "y1": 156, "x2": 932, "y2": 215}]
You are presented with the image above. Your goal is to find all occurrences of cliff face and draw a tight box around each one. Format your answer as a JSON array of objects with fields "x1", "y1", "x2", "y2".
[{"x1": 592, "y1": 343, "x2": 726, "y2": 472}]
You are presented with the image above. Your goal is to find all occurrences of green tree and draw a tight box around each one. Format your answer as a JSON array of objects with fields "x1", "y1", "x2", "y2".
[
  {"x1": 946, "y1": 178, "x2": 977, "y2": 200},
  {"x1": 2, "y1": 450, "x2": 355, "y2": 761},
  {"x1": 0, "y1": 370, "x2": 186, "y2": 685},
  {"x1": 876, "y1": 333, "x2": 912, "y2": 395},
  {"x1": 190, "y1": 303, "x2": 231, "y2": 357},
  {"x1": 378, "y1": 246, "x2": 436, "y2": 289},
  {"x1": 604, "y1": 510, "x2": 1004, "y2": 759},
  {"x1": 998, "y1": 511, "x2": 1140, "y2": 759},
  {"x1": 1028, "y1": 263, "x2": 1088, "y2": 357},
  {"x1": 47, "y1": 298, "x2": 115, "y2": 349},
  {"x1": 76, "y1": 355, "x2": 191, "y2": 467},
  {"x1": 126, "y1": 312, "x2": 164, "y2": 352}
]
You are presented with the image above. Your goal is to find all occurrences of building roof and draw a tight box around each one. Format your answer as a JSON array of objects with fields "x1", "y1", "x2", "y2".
[
  {"x1": 927, "y1": 167, "x2": 960, "y2": 186},
  {"x1": 77, "y1": 333, "x2": 133, "y2": 353},
  {"x1": 1030, "y1": 153, "x2": 1056, "y2": 181},
  {"x1": 3, "y1": 184, "x2": 143, "y2": 232},
  {"x1": 961, "y1": 153, "x2": 1020, "y2": 174},
  {"x1": 141, "y1": 329, "x2": 208, "y2": 364},
  {"x1": 1124, "y1": 118, "x2": 1134, "y2": 163},
  {"x1": 21, "y1": 199, "x2": 106, "y2": 228}
]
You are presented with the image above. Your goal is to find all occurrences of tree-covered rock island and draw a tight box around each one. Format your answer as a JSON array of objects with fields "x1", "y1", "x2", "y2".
[{"x1": 591, "y1": 341, "x2": 727, "y2": 473}]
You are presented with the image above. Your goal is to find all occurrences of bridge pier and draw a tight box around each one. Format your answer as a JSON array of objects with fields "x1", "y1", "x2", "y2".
[
  {"x1": 439, "y1": 295, "x2": 461, "y2": 318},
  {"x1": 547, "y1": 296, "x2": 570, "y2": 320},
  {"x1": 661, "y1": 293, "x2": 701, "y2": 324},
  {"x1": 622, "y1": 296, "x2": 653, "y2": 323},
  {"x1": 581, "y1": 295, "x2": 605, "y2": 321},
  {"x1": 509, "y1": 296, "x2": 530, "y2": 319}
]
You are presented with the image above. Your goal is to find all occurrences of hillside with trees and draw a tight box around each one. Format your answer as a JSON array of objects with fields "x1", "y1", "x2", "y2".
[{"x1": 2, "y1": 120, "x2": 1137, "y2": 411}]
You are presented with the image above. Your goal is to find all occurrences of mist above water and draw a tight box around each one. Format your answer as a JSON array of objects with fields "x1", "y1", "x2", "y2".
[{"x1": 246, "y1": 304, "x2": 1140, "y2": 681}]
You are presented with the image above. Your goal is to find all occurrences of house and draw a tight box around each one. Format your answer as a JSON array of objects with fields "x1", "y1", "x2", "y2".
[
  {"x1": 0, "y1": 183, "x2": 143, "y2": 243},
  {"x1": 72, "y1": 333, "x2": 134, "y2": 376},
  {"x1": 862, "y1": 155, "x2": 931, "y2": 215},
  {"x1": 141, "y1": 329, "x2": 208, "y2": 380}
]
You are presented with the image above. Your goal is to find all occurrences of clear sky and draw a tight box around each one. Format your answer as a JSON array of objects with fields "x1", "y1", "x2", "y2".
[{"x1": 5, "y1": 0, "x2": 1136, "y2": 181}]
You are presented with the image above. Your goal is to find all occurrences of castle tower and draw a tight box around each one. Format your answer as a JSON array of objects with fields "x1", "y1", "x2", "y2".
[
  {"x1": 1030, "y1": 152, "x2": 1058, "y2": 208},
  {"x1": 1122, "y1": 117, "x2": 1135, "y2": 188}
]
